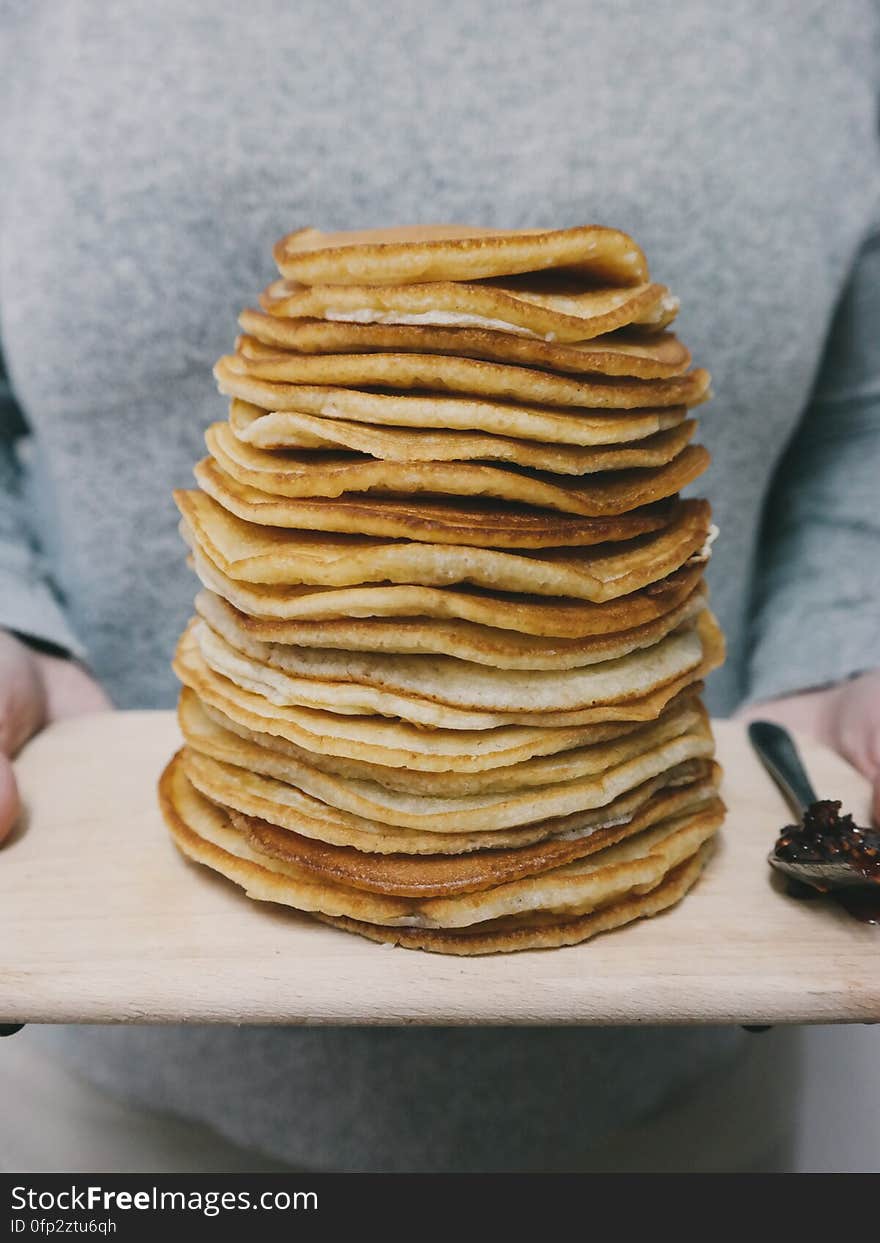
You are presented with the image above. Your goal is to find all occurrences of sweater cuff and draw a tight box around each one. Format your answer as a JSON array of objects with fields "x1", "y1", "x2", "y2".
[
  {"x1": 746, "y1": 587, "x2": 880, "y2": 704},
  {"x1": 0, "y1": 566, "x2": 86, "y2": 662}
]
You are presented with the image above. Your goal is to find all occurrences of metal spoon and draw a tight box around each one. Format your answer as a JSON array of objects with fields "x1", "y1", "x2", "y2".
[{"x1": 748, "y1": 720, "x2": 867, "y2": 890}]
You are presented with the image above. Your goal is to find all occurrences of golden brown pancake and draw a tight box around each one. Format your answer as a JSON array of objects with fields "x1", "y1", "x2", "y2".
[
  {"x1": 228, "y1": 398, "x2": 697, "y2": 475},
  {"x1": 179, "y1": 706, "x2": 715, "y2": 833},
  {"x1": 160, "y1": 754, "x2": 719, "y2": 932},
  {"x1": 194, "y1": 597, "x2": 711, "y2": 717},
  {"x1": 216, "y1": 373, "x2": 691, "y2": 445},
  {"x1": 316, "y1": 846, "x2": 711, "y2": 954},
  {"x1": 175, "y1": 489, "x2": 712, "y2": 601},
  {"x1": 219, "y1": 349, "x2": 711, "y2": 411},
  {"x1": 191, "y1": 582, "x2": 706, "y2": 669},
  {"x1": 233, "y1": 759, "x2": 716, "y2": 857},
  {"x1": 184, "y1": 684, "x2": 705, "y2": 797},
  {"x1": 205, "y1": 420, "x2": 708, "y2": 517},
  {"x1": 173, "y1": 627, "x2": 720, "y2": 773},
  {"x1": 195, "y1": 457, "x2": 681, "y2": 550},
  {"x1": 180, "y1": 681, "x2": 704, "y2": 798},
  {"x1": 186, "y1": 536, "x2": 706, "y2": 637},
  {"x1": 192, "y1": 611, "x2": 718, "y2": 728},
  {"x1": 238, "y1": 310, "x2": 691, "y2": 378},
  {"x1": 272, "y1": 224, "x2": 649, "y2": 286},
  {"x1": 238, "y1": 775, "x2": 722, "y2": 896},
  {"x1": 260, "y1": 275, "x2": 678, "y2": 342},
  {"x1": 180, "y1": 688, "x2": 715, "y2": 854}
]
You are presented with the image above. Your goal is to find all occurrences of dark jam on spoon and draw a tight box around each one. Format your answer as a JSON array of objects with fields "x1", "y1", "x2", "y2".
[{"x1": 771, "y1": 799, "x2": 880, "y2": 924}]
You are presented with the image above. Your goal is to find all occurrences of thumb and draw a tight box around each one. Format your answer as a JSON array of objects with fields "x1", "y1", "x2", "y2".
[
  {"x1": 873, "y1": 772, "x2": 880, "y2": 830},
  {"x1": 0, "y1": 753, "x2": 20, "y2": 846}
]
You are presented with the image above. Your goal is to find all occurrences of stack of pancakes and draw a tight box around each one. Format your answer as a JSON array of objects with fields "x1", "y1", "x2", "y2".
[{"x1": 160, "y1": 225, "x2": 725, "y2": 954}]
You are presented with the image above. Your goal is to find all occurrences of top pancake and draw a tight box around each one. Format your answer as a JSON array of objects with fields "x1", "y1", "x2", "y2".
[
  {"x1": 272, "y1": 224, "x2": 649, "y2": 287},
  {"x1": 260, "y1": 277, "x2": 678, "y2": 343},
  {"x1": 238, "y1": 310, "x2": 691, "y2": 378}
]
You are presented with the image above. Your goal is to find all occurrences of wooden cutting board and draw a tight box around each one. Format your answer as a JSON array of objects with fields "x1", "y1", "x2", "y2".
[{"x1": 2, "y1": 712, "x2": 877, "y2": 1027}]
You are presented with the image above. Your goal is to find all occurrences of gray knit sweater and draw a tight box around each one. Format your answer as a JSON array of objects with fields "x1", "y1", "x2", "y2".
[{"x1": 2, "y1": 1, "x2": 879, "y2": 1171}]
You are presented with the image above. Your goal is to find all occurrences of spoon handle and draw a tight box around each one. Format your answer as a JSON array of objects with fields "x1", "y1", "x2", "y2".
[{"x1": 747, "y1": 720, "x2": 819, "y2": 821}]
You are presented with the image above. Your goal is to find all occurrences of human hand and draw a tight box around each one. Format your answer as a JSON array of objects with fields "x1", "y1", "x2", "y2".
[
  {"x1": 0, "y1": 629, "x2": 110, "y2": 844},
  {"x1": 736, "y1": 670, "x2": 880, "y2": 824}
]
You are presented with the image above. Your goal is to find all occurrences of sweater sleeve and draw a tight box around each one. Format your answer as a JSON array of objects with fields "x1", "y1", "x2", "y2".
[
  {"x1": 746, "y1": 224, "x2": 880, "y2": 703},
  {"x1": 0, "y1": 351, "x2": 86, "y2": 658}
]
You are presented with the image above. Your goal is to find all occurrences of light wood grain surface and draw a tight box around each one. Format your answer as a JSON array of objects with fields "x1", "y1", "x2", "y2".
[{"x1": 2, "y1": 712, "x2": 877, "y2": 1026}]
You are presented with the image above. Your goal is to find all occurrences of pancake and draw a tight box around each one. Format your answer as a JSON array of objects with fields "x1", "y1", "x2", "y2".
[
  {"x1": 272, "y1": 224, "x2": 649, "y2": 286},
  {"x1": 195, "y1": 593, "x2": 710, "y2": 715},
  {"x1": 238, "y1": 310, "x2": 691, "y2": 378},
  {"x1": 198, "y1": 694, "x2": 714, "y2": 854},
  {"x1": 206, "y1": 420, "x2": 708, "y2": 516},
  {"x1": 181, "y1": 683, "x2": 707, "y2": 802},
  {"x1": 186, "y1": 685, "x2": 704, "y2": 796},
  {"x1": 181, "y1": 727, "x2": 716, "y2": 841},
  {"x1": 217, "y1": 383, "x2": 691, "y2": 446},
  {"x1": 191, "y1": 582, "x2": 706, "y2": 669},
  {"x1": 194, "y1": 458, "x2": 676, "y2": 550},
  {"x1": 238, "y1": 774, "x2": 722, "y2": 893},
  {"x1": 185, "y1": 686, "x2": 661, "y2": 780},
  {"x1": 175, "y1": 490, "x2": 712, "y2": 601},
  {"x1": 163, "y1": 217, "x2": 723, "y2": 957},
  {"x1": 187, "y1": 538, "x2": 706, "y2": 637},
  {"x1": 218, "y1": 350, "x2": 711, "y2": 411},
  {"x1": 347, "y1": 813, "x2": 720, "y2": 928},
  {"x1": 193, "y1": 610, "x2": 714, "y2": 726},
  {"x1": 179, "y1": 703, "x2": 714, "y2": 832},
  {"x1": 230, "y1": 760, "x2": 716, "y2": 856},
  {"x1": 317, "y1": 846, "x2": 711, "y2": 954},
  {"x1": 182, "y1": 689, "x2": 717, "y2": 854},
  {"x1": 228, "y1": 399, "x2": 697, "y2": 475},
  {"x1": 260, "y1": 276, "x2": 678, "y2": 343},
  {"x1": 179, "y1": 614, "x2": 723, "y2": 751},
  {"x1": 173, "y1": 628, "x2": 719, "y2": 772},
  {"x1": 161, "y1": 755, "x2": 719, "y2": 931}
]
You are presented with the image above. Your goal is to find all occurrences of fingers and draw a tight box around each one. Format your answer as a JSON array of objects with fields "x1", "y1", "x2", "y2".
[
  {"x1": 873, "y1": 773, "x2": 880, "y2": 829},
  {"x1": 0, "y1": 631, "x2": 47, "y2": 757},
  {"x1": 0, "y1": 632, "x2": 43, "y2": 845},
  {"x1": 0, "y1": 634, "x2": 109, "y2": 851},
  {"x1": 733, "y1": 684, "x2": 842, "y2": 753},
  {"x1": 35, "y1": 653, "x2": 111, "y2": 722},
  {"x1": 0, "y1": 754, "x2": 21, "y2": 845}
]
